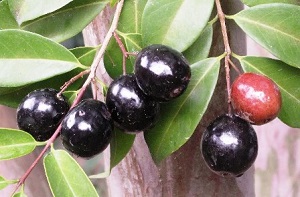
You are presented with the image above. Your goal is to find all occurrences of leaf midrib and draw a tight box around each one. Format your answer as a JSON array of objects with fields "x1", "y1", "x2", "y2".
[
  {"x1": 0, "y1": 141, "x2": 36, "y2": 149},
  {"x1": 161, "y1": 0, "x2": 184, "y2": 44},
  {"x1": 52, "y1": 152, "x2": 78, "y2": 196},
  {"x1": 235, "y1": 13, "x2": 300, "y2": 42}
]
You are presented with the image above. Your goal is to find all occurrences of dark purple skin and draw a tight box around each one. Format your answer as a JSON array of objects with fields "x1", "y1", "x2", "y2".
[
  {"x1": 200, "y1": 114, "x2": 258, "y2": 177},
  {"x1": 134, "y1": 44, "x2": 191, "y2": 102},
  {"x1": 60, "y1": 99, "x2": 113, "y2": 158},
  {"x1": 17, "y1": 88, "x2": 69, "y2": 141},
  {"x1": 106, "y1": 74, "x2": 160, "y2": 133}
]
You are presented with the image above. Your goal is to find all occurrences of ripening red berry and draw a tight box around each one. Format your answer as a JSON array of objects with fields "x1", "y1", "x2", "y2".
[{"x1": 231, "y1": 73, "x2": 282, "y2": 125}]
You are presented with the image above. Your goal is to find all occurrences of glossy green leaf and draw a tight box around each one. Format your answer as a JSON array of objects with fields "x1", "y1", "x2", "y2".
[
  {"x1": 119, "y1": 32, "x2": 142, "y2": 66},
  {"x1": 110, "y1": 128, "x2": 135, "y2": 169},
  {"x1": 142, "y1": 0, "x2": 214, "y2": 51},
  {"x1": 64, "y1": 90, "x2": 79, "y2": 104},
  {"x1": 12, "y1": 191, "x2": 28, "y2": 197},
  {"x1": 21, "y1": 0, "x2": 109, "y2": 42},
  {"x1": 183, "y1": 23, "x2": 213, "y2": 64},
  {"x1": 0, "y1": 30, "x2": 83, "y2": 88},
  {"x1": 0, "y1": 128, "x2": 37, "y2": 160},
  {"x1": 104, "y1": 0, "x2": 146, "y2": 78},
  {"x1": 104, "y1": 38, "x2": 133, "y2": 79},
  {"x1": 232, "y1": 4, "x2": 300, "y2": 68},
  {"x1": 118, "y1": 0, "x2": 147, "y2": 34},
  {"x1": 145, "y1": 57, "x2": 221, "y2": 163},
  {"x1": 89, "y1": 170, "x2": 110, "y2": 179},
  {"x1": 0, "y1": 68, "x2": 85, "y2": 108},
  {"x1": 241, "y1": 0, "x2": 300, "y2": 6},
  {"x1": 0, "y1": 0, "x2": 19, "y2": 29},
  {"x1": 0, "y1": 176, "x2": 18, "y2": 190},
  {"x1": 239, "y1": 56, "x2": 300, "y2": 128},
  {"x1": 8, "y1": 0, "x2": 72, "y2": 25},
  {"x1": 70, "y1": 47, "x2": 97, "y2": 67},
  {"x1": 0, "y1": 176, "x2": 9, "y2": 190},
  {"x1": 110, "y1": 0, "x2": 118, "y2": 6},
  {"x1": 44, "y1": 149, "x2": 98, "y2": 197}
]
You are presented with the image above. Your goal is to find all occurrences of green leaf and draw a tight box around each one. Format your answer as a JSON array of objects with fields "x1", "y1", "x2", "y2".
[
  {"x1": 0, "y1": 176, "x2": 9, "y2": 190},
  {"x1": 0, "y1": 176, "x2": 18, "y2": 190},
  {"x1": 183, "y1": 23, "x2": 213, "y2": 64},
  {"x1": 104, "y1": 38, "x2": 133, "y2": 79},
  {"x1": 110, "y1": 0, "x2": 118, "y2": 6},
  {"x1": 0, "y1": 128, "x2": 37, "y2": 160},
  {"x1": 240, "y1": 0, "x2": 300, "y2": 6},
  {"x1": 0, "y1": 68, "x2": 85, "y2": 108},
  {"x1": 118, "y1": 0, "x2": 147, "y2": 34},
  {"x1": 104, "y1": 0, "x2": 147, "y2": 78},
  {"x1": 0, "y1": 0, "x2": 19, "y2": 29},
  {"x1": 142, "y1": 0, "x2": 214, "y2": 51},
  {"x1": 70, "y1": 47, "x2": 97, "y2": 67},
  {"x1": 21, "y1": 0, "x2": 109, "y2": 42},
  {"x1": 119, "y1": 32, "x2": 142, "y2": 66},
  {"x1": 8, "y1": 0, "x2": 72, "y2": 25},
  {"x1": 0, "y1": 29, "x2": 83, "y2": 88},
  {"x1": 239, "y1": 56, "x2": 300, "y2": 128},
  {"x1": 145, "y1": 57, "x2": 221, "y2": 163},
  {"x1": 44, "y1": 149, "x2": 98, "y2": 197},
  {"x1": 64, "y1": 90, "x2": 79, "y2": 104},
  {"x1": 110, "y1": 128, "x2": 135, "y2": 169},
  {"x1": 89, "y1": 170, "x2": 110, "y2": 179},
  {"x1": 231, "y1": 4, "x2": 300, "y2": 68},
  {"x1": 12, "y1": 192, "x2": 28, "y2": 197}
]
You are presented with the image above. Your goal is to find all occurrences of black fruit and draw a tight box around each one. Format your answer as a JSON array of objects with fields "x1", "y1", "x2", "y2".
[
  {"x1": 17, "y1": 88, "x2": 69, "y2": 141},
  {"x1": 134, "y1": 44, "x2": 191, "y2": 102},
  {"x1": 200, "y1": 114, "x2": 258, "y2": 177},
  {"x1": 60, "y1": 99, "x2": 113, "y2": 158},
  {"x1": 106, "y1": 74, "x2": 160, "y2": 133}
]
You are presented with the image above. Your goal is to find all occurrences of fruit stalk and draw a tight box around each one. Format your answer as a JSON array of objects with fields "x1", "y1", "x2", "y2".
[
  {"x1": 215, "y1": 0, "x2": 232, "y2": 114},
  {"x1": 12, "y1": 0, "x2": 125, "y2": 194}
]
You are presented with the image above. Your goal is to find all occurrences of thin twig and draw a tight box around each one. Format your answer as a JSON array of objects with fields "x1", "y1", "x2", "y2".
[
  {"x1": 58, "y1": 69, "x2": 91, "y2": 97},
  {"x1": 215, "y1": 0, "x2": 232, "y2": 114},
  {"x1": 228, "y1": 58, "x2": 241, "y2": 75},
  {"x1": 113, "y1": 31, "x2": 128, "y2": 75},
  {"x1": 12, "y1": 0, "x2": 125, "y2": 194}
]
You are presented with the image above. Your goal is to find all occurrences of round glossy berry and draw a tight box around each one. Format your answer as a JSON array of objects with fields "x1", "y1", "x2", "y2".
[
  {"x1": 106, "y1": 74, "x2": 160, "y2": 133},
  {"x1": 134, "y1": 44, "x2": 191, "y2": 102},
  {"x1": 17, "y1": 88, "x2": 69, "y2": 141},
  {"x1": 231, "y1": 73, "x2": 282, "y2": 125},
  {"x1": 60, "y1": 99, "x2": 113, "y2": 158},
  {"x1": 201, "y1": 114, "x2": 258, "y2": 177}
]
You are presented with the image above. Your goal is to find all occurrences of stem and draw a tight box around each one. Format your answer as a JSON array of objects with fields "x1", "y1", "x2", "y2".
[
  {"x1": 58, "y1": 69, "x2": 91, "y2": 97},
  {"x1": 12, "y1": 0, "x2": 125, "y2": 194},
  {"x1": 215, "y1": 0, "x2": 232, "y2": 114},
  {"x1": 113, "y1": 31, "x2": 128, "y2": 75},
  {"x1": 228, "y1": 58, "x2": 241, "y2": 75}
]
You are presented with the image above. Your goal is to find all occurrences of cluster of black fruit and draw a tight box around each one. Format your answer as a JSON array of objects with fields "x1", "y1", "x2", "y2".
[
  {"x1": 16, "y1": 44, "x2": 191, "y2": 158},
  {"x1": 201, "y1": 72, "x2": 282, "y2": 177},
  {"x1": 16, "y1": 43, "x2": 282, "y2": 177},
  {"x1": 16, "y1": 89, "x2": 113, "y2": 158}
]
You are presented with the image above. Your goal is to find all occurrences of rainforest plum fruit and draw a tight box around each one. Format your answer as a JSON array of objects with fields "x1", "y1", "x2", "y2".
[
  {"x1": 201, "y1": 114, "x2": 258, "y2": 177},
  {"x1": 60, "y1": 99, "x2": 113, "y2": 158},
  {"x1": 17, "y1": 88, "x2": 69, "y2": 141},
  {"x1": 134, "y1": 44, "x2": 191, "y2": 102},
  {"x1": 106, "y1": 74, "x2": 160, "y2": 133},
  {"x1": 231, "y1": 73, "x2": 282, "y2": 125}
]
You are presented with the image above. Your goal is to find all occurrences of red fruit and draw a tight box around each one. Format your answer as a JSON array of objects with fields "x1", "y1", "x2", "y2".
[{"x1": 231, "y1": 73, "x2": 282, "y2": 125}]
